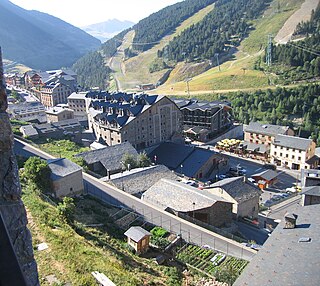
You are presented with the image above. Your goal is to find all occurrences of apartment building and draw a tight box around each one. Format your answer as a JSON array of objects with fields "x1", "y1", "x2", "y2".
[
  {"x1": 270, "y1": 134, "x2": 317, "y2": 170},
  {"x1": 40, "y1": 82, "x2": 73, "y2": 107},
  {"x1": 88, "y1": 92, "x2": 182, "y2": 149},
  {"x1": 174, "y1": 99, "x2": 233, "y2": 141},
  {"x1": 244, "y1": 122, "x2": 294, "y2": 147},
  {"x1": 67, "y1": 92, "x2": 90, "y2": 120}
]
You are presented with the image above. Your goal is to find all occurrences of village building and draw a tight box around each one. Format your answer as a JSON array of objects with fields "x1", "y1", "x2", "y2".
[
  {"x1": 102, "y1": 165, "x2": 179, "y2": 197},
  {"x1": 174, "y1": 98, "x2": 233, "y2": 142},
  {"x1": 67, "y1": 92, "x2": 90, "y2": 121},
  {"x1": 75, "y1": 142, "x2": 138, "y2": 176},
  {"x1": 8, "y1": 102, "x2": 47, "y2": 123},
  {"x1": 47, "y1": 158, "x2": 83, "y2": 198},
  {"x1": 31, "y1": 119, "x2": 82, "y2": 139},
  {"x1": 46, "y1": 105, "x2": 74, "y2": 123},
  {"x1": 124, "y1": 226, "x2": 151, "y2": 254},
  {"x1": 206, "y1": 177, "x2": 262, "y2": 219},
  {"x1": 270, "y1": 134, "x2": 317, "y2": 170},
  {"x1": 148, "y1": 142, "x2": 229, "y2": 181},
  {"x1": 40, "y1": 81, "x2": 73, "y2": 108},
  {"x1": 252, "y1": 169, "x2": 279, "y2": 189},
  {"x1": 243, "y1": 122, "x2": 294, "y2": 155},
  {"x1": 87, "y1": 92, "x2": 182, "y2": 149},
  {"x1": 142, "y1": 179, "x2": 233, "y2": 227}
]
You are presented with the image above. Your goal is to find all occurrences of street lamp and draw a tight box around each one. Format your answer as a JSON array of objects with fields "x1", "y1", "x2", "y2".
[
  {"x1": 193, "y1": 202, "x2": 196, "y2": 219},
  {"x1": 180, "y1": 164, "x2": 183, "y2": 175}
]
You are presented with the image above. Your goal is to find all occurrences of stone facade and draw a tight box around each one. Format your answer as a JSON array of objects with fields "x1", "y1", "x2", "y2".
[{"x1": 0, "y1": 47, "x2": 39, "y2": 285}]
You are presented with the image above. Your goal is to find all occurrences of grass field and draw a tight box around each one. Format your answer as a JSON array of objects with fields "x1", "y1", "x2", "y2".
[
  {"x1": 23, "y1": 187, "x2": 182, "y2": 285},
  {"x1": 154, "y1": 0, "x2": 306, "y2": 95}
]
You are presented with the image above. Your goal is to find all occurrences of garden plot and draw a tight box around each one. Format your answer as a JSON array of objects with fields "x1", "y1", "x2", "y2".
[{"x1": 175, "y1": 244, "x2": 248, "y2": 277}]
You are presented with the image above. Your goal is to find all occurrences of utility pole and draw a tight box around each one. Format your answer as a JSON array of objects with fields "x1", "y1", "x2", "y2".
[
  {"x1": 266, "y1": 34, "x2": 273, "y2": 67},
  {"x1": 184, "y1": 78, "x2": 192, "y2": 98}
]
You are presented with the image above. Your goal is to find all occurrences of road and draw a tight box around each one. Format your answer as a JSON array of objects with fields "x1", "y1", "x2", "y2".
[{"x1": 13, "y1": 138, "x2": 257, "y2": 261}]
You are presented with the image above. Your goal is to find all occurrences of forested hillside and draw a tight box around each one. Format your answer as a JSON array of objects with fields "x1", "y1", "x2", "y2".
[
  {"x1": 72, "y1": 52, "x2": 111, "y2": 89},
  {"x1": 219, "y1": 83, "x2": 320, "y2": 144},
  {"x1": 270, "y1": 3, "x2": 320, "y2": 82},
  {"x1": 158, "y1": 0, "x2": 271, "y2": 62},
  {"x1": 132, "y1": 0, "x2": 216, "y2": 52},
  {"x1": 73, "y1": 29, "x2": 130, "y2": 89}
]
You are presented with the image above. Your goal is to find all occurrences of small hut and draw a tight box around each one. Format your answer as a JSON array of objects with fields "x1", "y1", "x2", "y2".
[{"x1": 124, "y1": 226, "x2": 151, "y2": 254}]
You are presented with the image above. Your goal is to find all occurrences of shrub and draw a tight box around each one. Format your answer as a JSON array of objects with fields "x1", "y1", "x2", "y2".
[{"x1": 150, "y1": 226, "x2": 168, "y2": 238}]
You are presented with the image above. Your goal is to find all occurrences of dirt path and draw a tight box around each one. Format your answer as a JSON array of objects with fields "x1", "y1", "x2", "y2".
[{"x1": 274, "y1": 0, "x2": 319, "y2": 44}]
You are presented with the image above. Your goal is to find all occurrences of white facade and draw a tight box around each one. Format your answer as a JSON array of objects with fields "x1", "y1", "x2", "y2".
[{"x1": 270, "y1": 135, "x2": 316, "y2": 170}]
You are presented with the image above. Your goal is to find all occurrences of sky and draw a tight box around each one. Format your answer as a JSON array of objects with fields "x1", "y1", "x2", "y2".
[{"x1": 9, "y1": 0, "x2": 182, "y2": 27}]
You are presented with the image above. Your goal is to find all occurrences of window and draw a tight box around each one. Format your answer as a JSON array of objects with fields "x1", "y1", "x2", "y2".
[
  {"x1": 286, "y1": 154, "x2": 288, "y2": 158},
  {"x1": 298, "y1": 156, "x2": 301, "y2": 160},
  {"x1": 280, "y1": 153, "x2": 283, "y2": 156},
  {"x1": 292, "y1": 155, "x2": 295, "y2": 159}
]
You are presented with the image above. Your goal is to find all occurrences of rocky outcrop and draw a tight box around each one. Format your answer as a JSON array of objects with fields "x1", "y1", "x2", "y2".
[{"x1": 0, "y1": 47, "x2": 39, "y2": 285}]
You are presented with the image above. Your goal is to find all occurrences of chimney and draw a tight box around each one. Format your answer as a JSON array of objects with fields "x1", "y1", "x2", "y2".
[{"x1": 284, "y1": 213, "x2": 298, "y2": 229}]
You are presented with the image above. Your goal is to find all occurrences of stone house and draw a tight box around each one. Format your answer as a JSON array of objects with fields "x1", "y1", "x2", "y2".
[
  {"x1": 47, "y1": 158, "x2": 83, "y2": 198},
  {"x1": 124, "y1": 226, "x2": 151, "y2": 254},
  {"x1": 142, "y1": 179, "x2": 233, "y2": 227},
  {"x1": 102, "y1": 164, "x2": 179, "y2": 197},
  {"x1": 206, "y1": 177, "x2": 262, "y2": 219},
  {"x1": 75, "y1": 142, "x2": 138, "y2": 176}
]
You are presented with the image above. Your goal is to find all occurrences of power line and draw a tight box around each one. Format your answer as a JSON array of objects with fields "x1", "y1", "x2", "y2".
[{"x1": 286, "y1": 41, "x2": 320, "y2": 57}]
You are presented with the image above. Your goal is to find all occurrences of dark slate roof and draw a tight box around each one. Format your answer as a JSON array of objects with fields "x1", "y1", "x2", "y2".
[
  {"x1": 273, "y1": 134, "x2": 313, "y2": 151},
  {"x1": 142, "y1": 179, "x2": 229, "y2": 212},
  {"x1": 302, "y1": 186, "x2": 320, "y2": 197},
  {"x1": 175, "y1": 148, "x2": 215, "y2": 178},
  {"x1": 76, "y1": 142, "x2": 138, "y2": 171},
  {"x1": 245, "y1": 122, "x2": 290, "y2": 136},
  {"x1": 148, "y1": 142, "x2": 194, "y2": 169},
  {"x1": 210, "y1": 177, "x2": 261, "y2": 203},
  {"x1": 104, "y1": 165, "x2": 179, "y2": 195},
  {"x1": 252, "y1": 169, "x2": 279, "y2": 181},
  {"x1": 47, "y1": 158, "x2": 82, "y2": 181},
  {"x1": 234, "y1": 204, "x2": 320, "y2": 286},
  {"x1": 124, "y1": 226, "x2": 151, "y2": 242}
]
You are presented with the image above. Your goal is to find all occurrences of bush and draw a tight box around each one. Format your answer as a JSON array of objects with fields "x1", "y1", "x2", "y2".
[
  {"x1": 151, "y1": 226, "x2": 168, "y2": 238},
  {"x1": 57, "y1": 197, "x2": 76, "y2": 223},
  {"x1": 23, "y1": 157, "x2": 52, "y2": 193}
]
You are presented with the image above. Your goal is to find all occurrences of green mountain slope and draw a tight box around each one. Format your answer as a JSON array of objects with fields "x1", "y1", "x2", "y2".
[{"x1": 0, "y1": 0, "x2": 100, "y2": 70}]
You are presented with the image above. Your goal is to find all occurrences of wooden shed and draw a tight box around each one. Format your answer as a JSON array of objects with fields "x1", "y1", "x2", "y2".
[{"x1": 124, "y1": 226, "x2": 151, "y2": 254}]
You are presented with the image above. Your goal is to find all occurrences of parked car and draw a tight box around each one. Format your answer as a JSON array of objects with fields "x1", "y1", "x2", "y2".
[
  {"x1": 286, "y1": 187, "x2": 297, "y2": 193},
  {"x1": 247, "y1": 177, "x2": 256, "y2": 183}
]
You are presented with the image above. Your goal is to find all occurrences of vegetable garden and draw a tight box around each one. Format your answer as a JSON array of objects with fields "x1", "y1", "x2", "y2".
[{"x1": 175, "y1": 244, "x2": 248, "y2": 279}]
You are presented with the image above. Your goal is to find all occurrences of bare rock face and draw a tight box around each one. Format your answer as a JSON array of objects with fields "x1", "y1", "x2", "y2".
[{"x1": 0, "y1": 47, "x2": 39, "y2": 285}]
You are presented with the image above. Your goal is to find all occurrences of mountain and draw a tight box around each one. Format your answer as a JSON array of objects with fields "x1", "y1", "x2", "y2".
[
  {"x1": 82, "y1": 19, "x2": 134, "y2": 43},
  {"x1": 0, "y1": 0, "x2": 101, "y2": 70}
]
